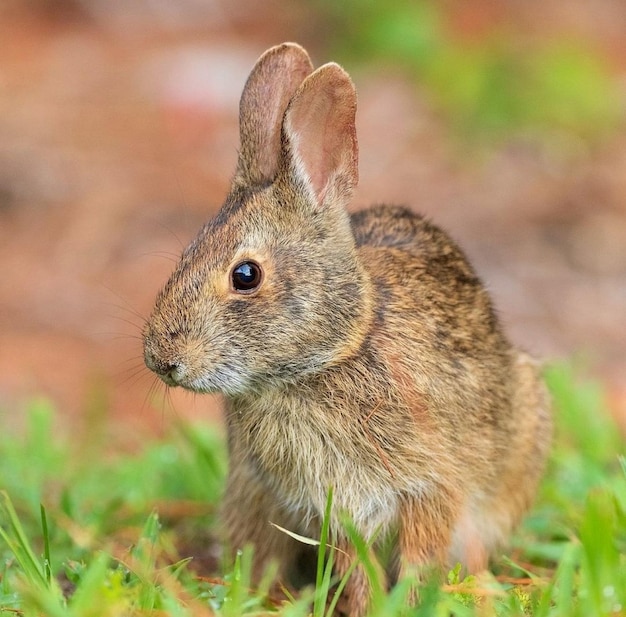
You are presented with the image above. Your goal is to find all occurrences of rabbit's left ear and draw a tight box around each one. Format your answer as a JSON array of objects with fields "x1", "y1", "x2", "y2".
[
  {"x1": 235, "y1": 43, "x2": 314, "y2": 188},
  {"x1": 280, "y1": 62, "x2": 358, "y2": 210}
]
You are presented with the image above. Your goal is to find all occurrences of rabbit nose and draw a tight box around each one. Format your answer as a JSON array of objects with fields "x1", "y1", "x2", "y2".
[
  {"x1": 155, "y1": 361, "x2": 189, "y2": 387},
  {"x1": 144, "y1": 349, "x2": 188, "y2": 386},
  {"x1": 159, "y1": 361, "x2": 187, "y2": 386}
]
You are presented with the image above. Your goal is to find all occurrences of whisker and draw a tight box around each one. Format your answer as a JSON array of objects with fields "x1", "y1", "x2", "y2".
[
  {"x1": 117, "y1": 365, "x2": 152, "y2": 389},
  {"x1": 155, "y1": 210, "x2": 187, "y2": 253},
  {"x1": 159, "y1": 384, "x2": 174, "y2": 426},
  {"x1": 142, "y1": 376, "x2": 171, "y2": 417},
  {"x1": 107, "y1": 310, "x2": 145, "y2": 326},
  {"x1": 138, "y1": 376, "x2": 163, "y2": 418},
  {"x1": 101, "y1": 285, "x2": 148, "y2": 324},
  {"x1": 116, "y1": 355, "x2": 147, "y2": 368},
  {"x1": 138, "y1": 250, "x2": 181, "y2": 264}
]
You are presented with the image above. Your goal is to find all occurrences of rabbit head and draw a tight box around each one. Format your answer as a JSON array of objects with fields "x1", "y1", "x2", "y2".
[{"x1": 144, "y1": 43, "x2": 372, "y2": 396}]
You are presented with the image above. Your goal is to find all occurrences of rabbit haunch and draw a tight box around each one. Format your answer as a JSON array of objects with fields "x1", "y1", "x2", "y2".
[{"x1": 143, "y1": 43, "x2": 551, "y2": 616}]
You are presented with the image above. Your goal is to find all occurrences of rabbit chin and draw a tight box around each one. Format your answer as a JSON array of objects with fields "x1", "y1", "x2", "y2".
[
  {"x1": 172, "y1": 365, "x2": 253, "y2": 397},
  {"x1": 167, "y1": 354, "x2": 314, "y2": 397}
]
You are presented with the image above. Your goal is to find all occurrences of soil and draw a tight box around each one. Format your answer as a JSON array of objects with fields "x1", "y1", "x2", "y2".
[{"x1": 1, "y1": 1, "x2": 625, "y2": 447}]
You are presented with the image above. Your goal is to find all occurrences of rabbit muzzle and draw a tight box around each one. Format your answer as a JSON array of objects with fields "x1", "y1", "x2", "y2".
[{"x1": 143, "y1": 347, "x2": 187, "y2": 387}]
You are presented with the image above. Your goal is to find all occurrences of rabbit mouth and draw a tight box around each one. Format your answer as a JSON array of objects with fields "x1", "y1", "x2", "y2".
[
  {"x1": 164, "y1": 362, "x2": 252, "y2": 397},
  {"x1": 143, "y1": 348, "x2": 240, "y2": 394}
]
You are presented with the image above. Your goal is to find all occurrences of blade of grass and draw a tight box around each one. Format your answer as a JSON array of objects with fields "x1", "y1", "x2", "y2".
[
  {"x1": 550, "y1": 541, "x2": 580, "y2": 617},
  {"x1": 67, "y1": 551, "x2": 114, "y2": 613},
  {"x1": 0, "y1": 492, "x2": 55, "y2": 593},
  {"x1": 342, "y1": 519, "x2": 386, "y2": 613},
  {"x1": 579, "y1": 487, "x2": 622, "y2": 615},
  {"x1": 324, "y1": 553, "x2": 358, "y2": 617},
  {"x1": 222, "y1": 546, "x2": 255, "y2": 617},
  {"x1": 40, "y1": 504, "x2": 52, "y2": 586},
  {"x1": 312, "y1": 487, "x2": 334, "y2": 617}
]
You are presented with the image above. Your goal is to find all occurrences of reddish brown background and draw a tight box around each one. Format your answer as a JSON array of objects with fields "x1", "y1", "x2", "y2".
[{"x1": 1, "y1": 1, "x2": 625, "y2": 447}]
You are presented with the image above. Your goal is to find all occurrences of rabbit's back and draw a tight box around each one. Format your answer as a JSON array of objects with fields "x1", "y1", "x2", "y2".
[
  {"x1": 348, "y1": 204, "x2": 551, "y2": 561},
  {"x1": 351, "y1": 204, "x2": 512, "y2": 406}
]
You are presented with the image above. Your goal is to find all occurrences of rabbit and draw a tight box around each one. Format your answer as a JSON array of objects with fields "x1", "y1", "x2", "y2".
[{"x1": 143, "y1": 42, "x2": 552, "y2": 616}]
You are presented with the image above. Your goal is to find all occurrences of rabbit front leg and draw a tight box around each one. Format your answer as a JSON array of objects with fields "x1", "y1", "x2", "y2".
[
  {"x1": 396, "y1": 490, "x2": 460, "y2": 596},
  {"x1": 333, "y1": 536, "x2": 387, "y2": 617},
  {"x1": 221, "y1": 458, "x2": 303, "y2": 591}
]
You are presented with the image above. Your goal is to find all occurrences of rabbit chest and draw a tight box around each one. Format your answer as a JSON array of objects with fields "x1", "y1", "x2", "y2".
[{"x1": 227, "y1": 390, "x2": 410, "y2": 538}]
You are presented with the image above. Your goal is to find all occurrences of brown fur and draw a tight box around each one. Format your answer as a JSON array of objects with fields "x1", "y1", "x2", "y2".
[{"x1": 143, "y1": 43, "x2": 552, "y2": 616}]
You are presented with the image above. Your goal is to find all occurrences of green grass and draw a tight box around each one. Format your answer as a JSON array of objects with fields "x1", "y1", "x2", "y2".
[{"x1": 1, "y1": 362, "x2": 625, "y2": 615}]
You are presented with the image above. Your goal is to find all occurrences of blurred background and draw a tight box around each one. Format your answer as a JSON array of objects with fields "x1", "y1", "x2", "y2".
[{"x1": 0, "y1": 0, "x2": 625, "y2": 447}]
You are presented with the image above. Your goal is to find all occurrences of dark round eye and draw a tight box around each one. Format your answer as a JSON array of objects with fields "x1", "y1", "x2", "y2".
[{"x1": 231, "y1": 261, "x2": 263, "y2": 293}]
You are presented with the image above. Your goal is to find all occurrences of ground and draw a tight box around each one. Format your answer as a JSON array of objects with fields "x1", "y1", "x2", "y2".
[{"x1": 0, "y1": 1, "x2": 625, "y2": 448}]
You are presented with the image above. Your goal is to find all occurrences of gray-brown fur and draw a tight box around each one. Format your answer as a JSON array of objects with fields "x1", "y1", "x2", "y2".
[{"x1": 143, "y1": 43, "x2": 552, "y2": 616}]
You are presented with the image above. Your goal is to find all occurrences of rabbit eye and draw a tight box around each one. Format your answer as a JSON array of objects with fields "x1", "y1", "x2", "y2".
[{"x1": 231, "y1": 261, "x2": 263, "y2": 293}]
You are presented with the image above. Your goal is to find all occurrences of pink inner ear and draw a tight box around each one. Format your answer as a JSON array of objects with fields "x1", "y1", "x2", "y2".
[
  {"x1": 291, "y1": 92, "x2": 336, "y2": 200},
  {"x1": 284, "y1": 65, "x2": 358, "y2": 206}
]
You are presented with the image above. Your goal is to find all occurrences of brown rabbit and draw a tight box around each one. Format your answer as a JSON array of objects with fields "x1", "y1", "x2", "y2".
[{"x1": 143, "y1": 42, "x2": 552, "y2": 616}]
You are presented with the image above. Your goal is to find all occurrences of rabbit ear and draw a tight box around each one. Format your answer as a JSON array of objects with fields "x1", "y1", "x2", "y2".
[
  {"x1": 280, "y1": 62, "x2": 358, "y2": 210},
  {"x1": 235, "y1": 43, "x2": 314, "y2": 187}
]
